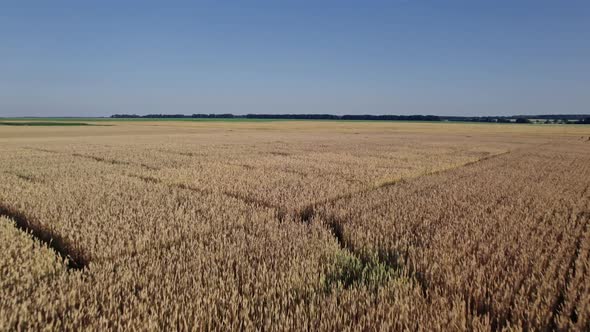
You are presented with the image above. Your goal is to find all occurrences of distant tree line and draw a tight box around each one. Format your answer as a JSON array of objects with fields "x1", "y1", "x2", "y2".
[
  {"x1": 110, "y1": 114, "x2": 441, "y2": 121},
  {"x1": 441, "y1": 116, "x2": 515, "y2": 123},
  {"x1": 110, "y1": 113, "x2": 590, "y2": 124},
  {"x1": 244, "y1": 114, "x2": 442, "y2": 121}
]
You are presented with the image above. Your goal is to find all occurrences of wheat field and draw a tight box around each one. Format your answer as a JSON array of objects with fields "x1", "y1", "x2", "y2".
[{"x1": 1, "y1": 120, "x2": 589, "y2": 331}]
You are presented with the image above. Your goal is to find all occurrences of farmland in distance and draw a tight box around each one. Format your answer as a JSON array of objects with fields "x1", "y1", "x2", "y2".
[{"x1": 1, "y1": 120, "x2": 589, "y2": 331}]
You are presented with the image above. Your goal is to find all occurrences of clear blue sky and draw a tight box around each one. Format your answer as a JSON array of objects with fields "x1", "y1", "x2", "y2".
[{"x1": 1, "y1": 0, "x2": 589, "y2": 117}]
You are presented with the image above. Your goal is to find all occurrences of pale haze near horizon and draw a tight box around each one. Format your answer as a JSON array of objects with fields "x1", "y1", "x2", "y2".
[{"x1": 0, "y1": 1, "x2": 589, "y2": 117}]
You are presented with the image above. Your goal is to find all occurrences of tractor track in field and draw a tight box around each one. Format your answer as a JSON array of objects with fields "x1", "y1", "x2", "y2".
[
  {"x1": 128, "y1": 174, "x2": 282, "y2": 213},
  {"x1": 71, "y1": 153, "x2": 160, "y2": 171},
  {"x1": 288, "y1": 149, "x2": 514, "y2": 298},
  {"x1": 23, "y1": 147, "x2": 160, "y2": 171},
  {"x1": 0, "y1": 204, "x2": 87, "y2": 270},
  {"x1": 549, "y1": 212, "x2": 590, "y2": 331}
]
